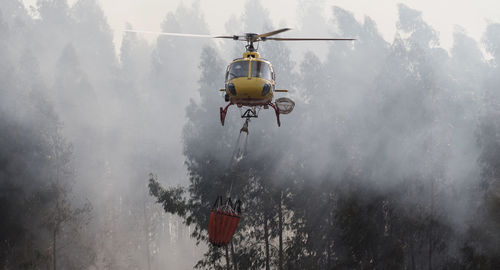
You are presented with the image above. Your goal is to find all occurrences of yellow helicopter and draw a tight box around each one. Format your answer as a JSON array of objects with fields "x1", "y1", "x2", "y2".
[{"x1": 125, "y1": 28, "x2": 354, "y2": 126}]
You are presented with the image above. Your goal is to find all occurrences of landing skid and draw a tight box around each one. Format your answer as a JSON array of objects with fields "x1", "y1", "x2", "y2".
[
  {"x1": 220, "y1": 102, "x2": 233, "y2": 126},
  {"x1": 269, "y1": 102, "x2": 281, "y2": 127}
]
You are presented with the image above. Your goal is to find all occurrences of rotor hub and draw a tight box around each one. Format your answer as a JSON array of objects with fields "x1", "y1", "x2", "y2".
[{"x1": 244, "y1": 33, "x2": 259, "y2": 52}]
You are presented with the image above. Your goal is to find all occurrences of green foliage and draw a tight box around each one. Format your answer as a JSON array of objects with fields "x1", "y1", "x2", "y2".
[
  {"x1": 3, "y1": 0, "x2": 500, "y2": 269},
  {"x1": 149, "y1": 4, "x2": 500, "y2": 270},
  {"x1": 148, "y1": 173, "x2": 187, "y2": 217}
]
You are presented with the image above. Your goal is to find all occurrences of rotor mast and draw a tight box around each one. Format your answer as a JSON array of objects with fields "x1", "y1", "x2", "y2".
[{"x1": 245, "y1": 33, "x2": 258, "y2": 52}]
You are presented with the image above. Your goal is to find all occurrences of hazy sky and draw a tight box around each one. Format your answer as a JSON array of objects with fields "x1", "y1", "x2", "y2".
[{"x1": 22, "y1": 0, "x2": 500, "y2": 51}]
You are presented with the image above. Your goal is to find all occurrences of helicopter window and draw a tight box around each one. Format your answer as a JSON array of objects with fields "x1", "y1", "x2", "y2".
[
  {"x1": 227, "y1": 61, "x2": 250, "y2": 80},
  {"x1": 251, "y1": 61, "x2": 272, "y2": 81}
]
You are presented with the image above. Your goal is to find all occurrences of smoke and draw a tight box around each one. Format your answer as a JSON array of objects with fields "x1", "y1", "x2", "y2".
[{"x1": 1, "y1": 0, "x2": 500, "y2": 268}]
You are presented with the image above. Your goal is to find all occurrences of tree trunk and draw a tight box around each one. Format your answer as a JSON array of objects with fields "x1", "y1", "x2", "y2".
[
  {"x1": 428, "y1": 233, "x2": 432, "y2": 270},
  {"x1": 53, "y1": 196, "x2": 59, "y2": 270},
  {"x1": 225, "y1": 245, "x2": 231, "y2": 270},
  {"x1": 231, "y1": 241, "x2": 238, "y2": 270},
  {"x1": 53, "y1": 147, "x2": 61, "y2": 270},
  {"x1": 143, "y1": 200, "x2": 151, "y2": 270},
  {"x1": 53, "y1": 226, "x2": 57, "y2": 270},
  {"x1": 409, "y1": 239, "x2": 416, "y2": 270},
  {"x1": 428, "y1": 179, "x2": 434, "y2": 270},
  {"x1": 278, "y1": 192, "x2": 283, "y2": 270},
  {"x1": 264, "y1": 215, "x2": 270, "y2": 270}
]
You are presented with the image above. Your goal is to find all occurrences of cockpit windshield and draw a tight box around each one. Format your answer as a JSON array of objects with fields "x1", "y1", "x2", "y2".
[
  {"x1": 251, "y1": 61, "x2": 272, "y2": 81},
  {"x1": 227, "y1": 61, "x2": 249, "y2": 80}
]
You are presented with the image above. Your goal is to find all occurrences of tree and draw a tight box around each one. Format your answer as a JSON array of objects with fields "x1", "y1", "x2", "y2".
[{"x1": 0, "y1": 35, "x2": 95, "y2": 268}]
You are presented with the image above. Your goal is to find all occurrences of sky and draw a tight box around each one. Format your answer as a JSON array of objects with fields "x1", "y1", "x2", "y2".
[{"x1": 22, "y1": 0, "x2": 500, "y2": 52}]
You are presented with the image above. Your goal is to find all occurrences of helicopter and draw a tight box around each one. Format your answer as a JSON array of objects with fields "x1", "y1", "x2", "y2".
[{"x1": 125, "y1": 28, "x2": 355, "y2": 127}]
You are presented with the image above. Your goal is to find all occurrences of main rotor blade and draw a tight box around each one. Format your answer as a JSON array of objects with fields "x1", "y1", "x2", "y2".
[
  {"x1": 123, "y1": 30, "x2": 237, "y2": 39},
  {"x1": 267, "y1": 37, "x2": 356, "y2": 41},
  {"x1": 214, "y1": 35, "x2": 245, "y2": 40},
  {"x1": 254, "y1": 28, "x2": 292, "y2": 41}
]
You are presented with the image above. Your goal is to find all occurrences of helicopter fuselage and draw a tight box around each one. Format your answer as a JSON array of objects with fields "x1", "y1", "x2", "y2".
[
  {"x1": 124, "y1": 28, "x2": 346, "y2": 127},
  {"x1": 224, "y1": 52, "x2": 275, "y2": 107}
]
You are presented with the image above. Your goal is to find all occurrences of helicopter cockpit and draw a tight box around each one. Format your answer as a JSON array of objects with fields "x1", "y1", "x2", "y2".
[
  {"x1": 227, "y1": 61, "x2": 249, "y2": 80},
  {"x1": 226, "y1": 61, "x2": 273, "y2": 81},
  {"x1": 251, "y1": 61, "x2": 273, "y2": 81}
]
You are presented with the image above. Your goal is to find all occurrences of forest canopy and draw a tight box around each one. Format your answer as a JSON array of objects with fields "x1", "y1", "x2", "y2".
[{"x1": 1, "y1": 0, "x2": 500, "y2": 269}]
